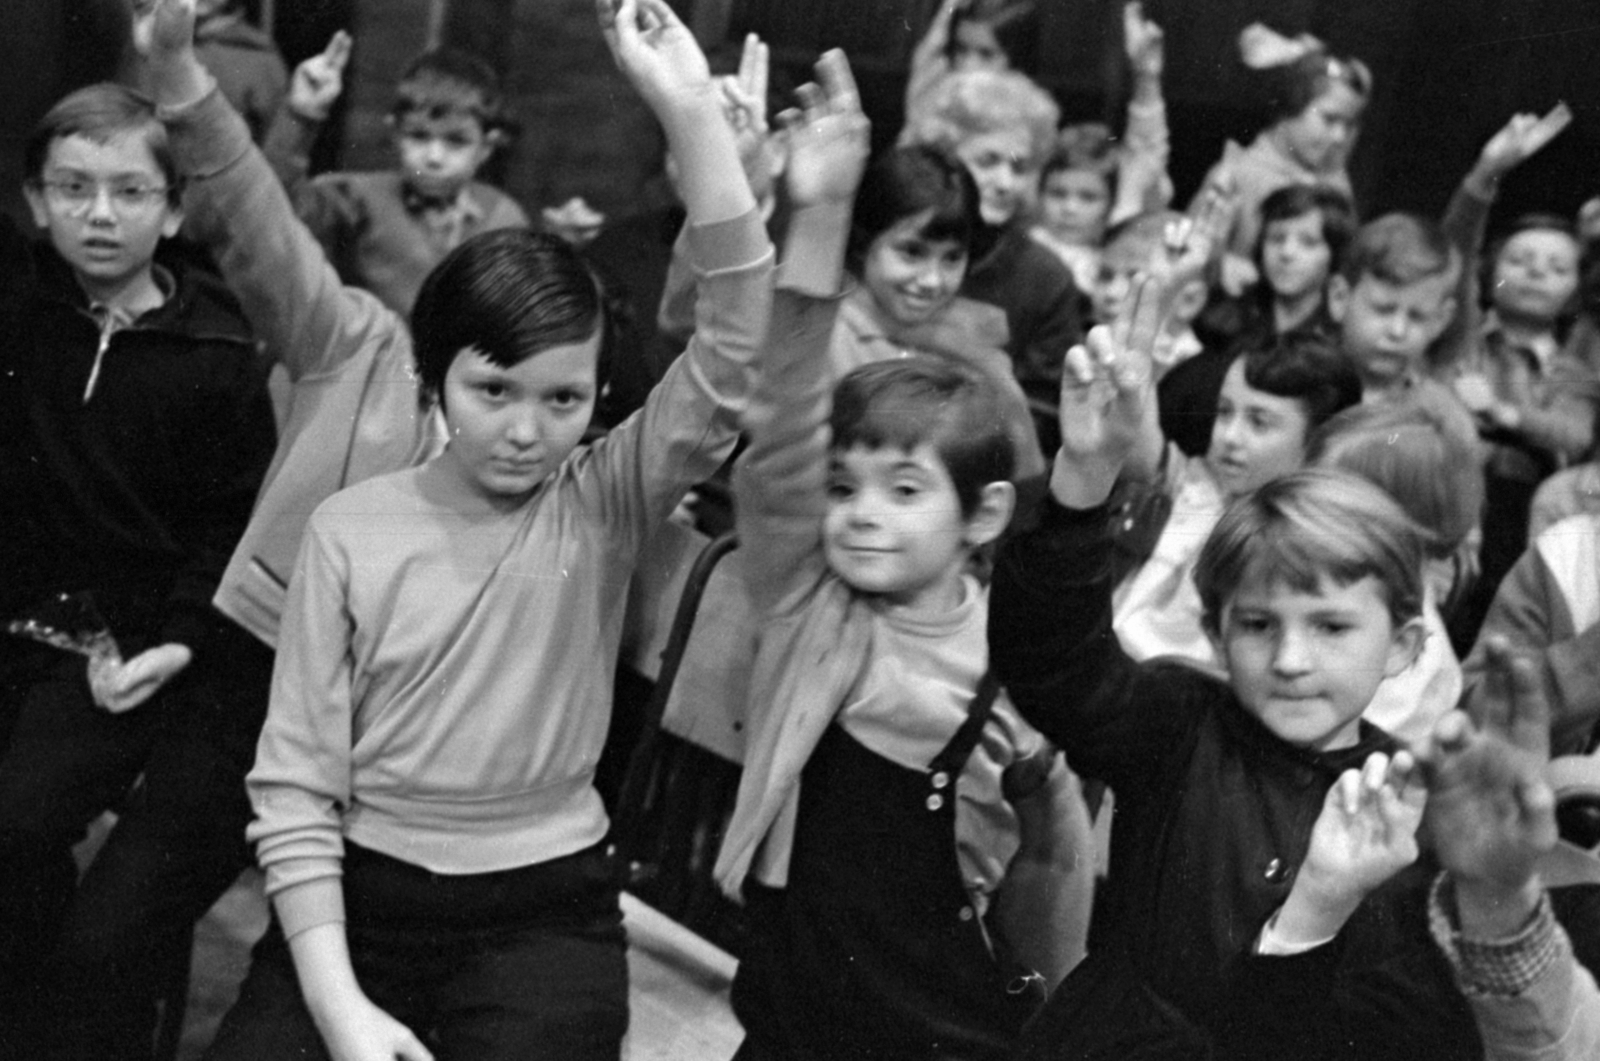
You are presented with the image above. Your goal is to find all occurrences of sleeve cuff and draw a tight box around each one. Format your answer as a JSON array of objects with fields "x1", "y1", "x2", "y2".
[
  {"x1": 271, "y1": 872, "x2": 347, "y2": 941},
  {"x1": 1430, "y1": 873, "x2": 1565, "y2": 997},
  {"x1": 684, "y1": 208, "x2": 770, "y2": 276},
  {"x1": 159, "y1": 80, "x2": 257, "y2": 182}
]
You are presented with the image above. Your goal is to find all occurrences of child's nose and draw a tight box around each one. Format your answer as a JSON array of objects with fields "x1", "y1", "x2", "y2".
[
  {"x1": 85, "y1": 186, "x2": 118, "y2": 223},
  {"x1": 1271, "y1": 627, "x2": 1313, "y2": 675},
  {"x1": 506, "y1": 406, "x2": 540, "y2": 445}
]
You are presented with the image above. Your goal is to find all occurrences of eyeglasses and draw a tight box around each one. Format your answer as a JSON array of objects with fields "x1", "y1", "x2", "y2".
[{"x1": 37, "y1": 178, "x2": 171, "y2": 216}]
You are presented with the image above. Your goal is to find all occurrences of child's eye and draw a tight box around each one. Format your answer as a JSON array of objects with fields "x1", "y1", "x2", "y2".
[
  {"x1": 826, "y1": 480, "x2": 854, "y2": 500},
  {"x1": 1315, "y1": 620, "x2": 1353, "y2": 636},
  {"x1": 547, "y1": 389, "x2": 586, "y2": 410},
  {"x1": 892, "y1": 483, "x2": 921, "y2": 499},
  {"x1": 477, "y1": 382, "x2": 508, "y2": 400}
]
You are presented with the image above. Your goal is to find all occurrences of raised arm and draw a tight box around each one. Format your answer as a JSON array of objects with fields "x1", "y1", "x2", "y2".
[
  {"x1": 733, "y1": 50, "x2": 869, "y2": 615},
  {"x1": 137, "y1": 0, "x2": 405, "y2": 384},
  {"x1": 1114, "y1": 1, "x2": 1174, "y2": 224},
  {"x1": 260, "y1": 30, "x2": 352, "y2": 191},
  {"x1": 905, "y1": 0, "x2": 961, "y2": 121}
]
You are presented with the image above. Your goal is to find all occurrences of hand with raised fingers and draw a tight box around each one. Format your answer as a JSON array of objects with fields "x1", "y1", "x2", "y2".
[
  {"x1": 1123, "y1": 2, "x2": 1165, "y2": 81},
  {"x1": 130, "y1": 0, "x2": 198, "y2": 62},
  {"x1": 715, "y1": 33, "x2": 776, "y2": 201},
  {"x1": 780, "y1": 50, "x2": 871, "y2": 210},
  {"x1": 1423, "y1": 637, "x2": 1557, "y2": 896},
  {"x1": 1302, "y1": 751, "x2": 1428, "y2": 903},
  {"x1": 88, "y1": 643, "x2": 193, "y2": 714},
  {"x1": 1059, "y1": 271, "x2": 1163, "y2": 469},
  {"x1": 288, "y1": 30, "x2": 353, "y2": 123},
  {"x1": 597, "y1": 0, "x2": 715, "y2": 118},
  {"x1": 1475, "y1": 103, "x2": 1573, "y2": 187}
]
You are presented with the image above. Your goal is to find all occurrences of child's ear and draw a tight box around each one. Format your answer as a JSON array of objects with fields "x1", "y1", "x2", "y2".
[
  {"x1": 1423, "y1": 294, "x2": 1459, "y2": 342},
  {"x1": 22, "y1": 183, "x2": 50, "y2": 231},
  {"x1": 161, "y1": 201, "x2": 185, "y2": 239},
  {"x1": 1326, "y1": 274, "x2": 1350, "y2": 323},
  {"x1": 964, "y1": 481, "x2": 1016, "y2": 548},
  {"x1": 1382, "y1": 616, "x2": 1426, "y2": 679}
]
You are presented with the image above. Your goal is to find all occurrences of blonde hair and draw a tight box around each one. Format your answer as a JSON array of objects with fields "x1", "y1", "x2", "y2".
[{"x1": 905, "y1": 69, "x2": 1059, "y2": 171}]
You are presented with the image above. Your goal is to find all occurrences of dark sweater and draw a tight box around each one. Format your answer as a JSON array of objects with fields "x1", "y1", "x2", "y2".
[
  {"x1": 989, "y1": 497, "x2": 1483, "y2": 1061},
  {"x1": 960, "y1": 221, "x2": 1083, "y2": 404},
  {"x1": 0, "y1": 219, "x2": 275, "y2": 660}
]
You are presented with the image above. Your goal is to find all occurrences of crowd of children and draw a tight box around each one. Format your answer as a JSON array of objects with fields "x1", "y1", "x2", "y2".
[{"x1": 3, "y1": 0, "x2": 1600, "y2": 1058}]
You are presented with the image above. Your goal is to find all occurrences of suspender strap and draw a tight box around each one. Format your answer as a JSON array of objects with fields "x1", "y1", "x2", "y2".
[{"x1": 929, "y1": 671, "x2": 1002, "y2": 778}]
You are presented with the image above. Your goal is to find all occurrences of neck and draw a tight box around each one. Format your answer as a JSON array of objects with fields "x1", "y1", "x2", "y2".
[
  {"x1": 1273, "y1": 290, "x2": 1321, "y2": 333},
  {"x1": 1492, "y1": 309, "x2": 1557, "y2": 348},
  {"x1": 78, "y1": 266, "x2": 164, "y2": 316}
]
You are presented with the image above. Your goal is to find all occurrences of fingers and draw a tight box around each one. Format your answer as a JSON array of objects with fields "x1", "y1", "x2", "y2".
[
  {"x1": 634, "y1": 0, "x2": 681, "y2": 31},
  {"x1": 738, "y1": 33, "x2": 770, "y2": 107},
  {"x1": 324, "y1": 29, "x2": 353, "y2": 71},
  {"x1": 1479, "y1": 634, "x2": 1515, "y2": 735},
  {"x1": 596, "y1": 0, "x2": 626, "y2": 44},
  {"x1": 814, "y1": 49, "x2": 862, "y2": 115},
  {"x1": 1526, "y1": 101, "x2": 1573, "y2": 154},
  {"x1": 1504, "y1": 651, "x2": 1552, "y2": 759}
]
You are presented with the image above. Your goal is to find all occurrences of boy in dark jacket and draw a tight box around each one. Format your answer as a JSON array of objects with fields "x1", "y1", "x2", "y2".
[
  {"x1": 0, "y1": 80, "x2": 275, "y2": 1058},
  {"x1": 989, "y1": 277, "x2": 1484, "y2": 1059}
]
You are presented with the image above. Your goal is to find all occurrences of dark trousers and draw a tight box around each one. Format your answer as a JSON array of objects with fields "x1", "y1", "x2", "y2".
[
  {"x1": 204, "y1": 841, "x2": 629, "y2": 1061},
  {"x1": 0, "y1": 628, "x2": 273, "y2": 1061}
]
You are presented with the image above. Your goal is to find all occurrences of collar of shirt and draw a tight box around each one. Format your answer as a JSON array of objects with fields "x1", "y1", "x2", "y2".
[{"x1": 1482, "y1": 310, "x2": 1559, "y2": 374}]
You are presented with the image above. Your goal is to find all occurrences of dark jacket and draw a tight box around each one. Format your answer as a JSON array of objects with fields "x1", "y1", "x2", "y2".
[
  {"x1": 989, "y1": 497, "x2": 1483, "y2": 1061},
  {"x1": 0, "y1": 217, "x2": 275, "y2": 662},
  {"x1": 960, "y1": 220, "x2": 1083, "y2": 405}
]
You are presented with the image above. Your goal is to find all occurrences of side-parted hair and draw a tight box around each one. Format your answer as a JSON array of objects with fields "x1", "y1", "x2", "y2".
[
  {"x1": 25, "y1": 83, "x2": 179, "y2": 205},
  {"x1": 904, "y1": 69, "x2": 1059, "y2": 173},
  {"x1": 411, "y1": 229, "x2": 607, "y2": 409},
  {"x1": 1237, "y1": 331, "x2": 1363, "y2": 432},
  {"x1": 846, "y1": 146, "x2": 982, "y2": 276},
  {"x1": 947, "y1": 0, "x2": 1041, "y2": 77},
  {"x1": 1339, "y1": 212, "x2": 1461, "y2": 290},
  {"x1": 1195, "y1": 468, "x2": 1425, "y2": 635},
  {"x1": 1042, "y1": 123, "x2": 1119, "y2": 197},
  {"x1": 1307, "y1": 386, "x2": 1484, "y2": 558},
  {"x1": 1267, "y1": 49, "x2": 1373, "y2": 123},
  {"x1": 392, "y1": 47, "x2": 512, "y2": 137},
  {"x1": 1255, "y1": 184, "x2": 1357, "y2": 276},
  {"x1": 830, "y1": 356, "x2": 1016, "y2": 516}
]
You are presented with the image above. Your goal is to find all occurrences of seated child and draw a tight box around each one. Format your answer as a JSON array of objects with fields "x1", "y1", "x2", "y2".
[
  {"x1": 176, "y1": 0, "x2": 779, "y2": 1056},
  {"x1": 191, "y1": 0, "x2": 288, "y2": 141},
  {"x1": 1113, "y1": 332, "x2": 1361, "y2": 666},
  {"x1": 1307, "y1": 389, "x2": 1485, "y2": 747},
  {"x1": 1200, "y1": 21, "x2": 1370, "y2": 295},
  {"x1": 904, "y1": 0, "x2": 1040, "y2": 131},
  {"x1": 717, "y1": 241, "x2": 1093, "y2": 1059},
  {"x1": 834, "y1": 144, "x2": 1045, "y2": 487},
  {"x1": 0, "y1": 79, "x2": 275, "y2": 1055},
  {"x1": 264, "y1": 38, "x2": 529, "y2": 316},
  {"x1": 991, "y1": 308, "x2": 1482, "y2": 1055},
  {"x1": 903, "y1": 67, "x2": 1083, "y2": 406},
  {"x1": 1425, "y1": 643, "x2": 1600, "y2": 1061},
  {"x1": 1462, "y1": 512, "x2": 1600, "y2": 757},
  {"x1": 1030, "y1": 3, "x2": 1174, "y2": 296},
  {"x1": 1161, "y1": 183, "x2": 1356, "y2": 455}
]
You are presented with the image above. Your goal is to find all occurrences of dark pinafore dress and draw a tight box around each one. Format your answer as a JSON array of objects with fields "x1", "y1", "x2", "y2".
[{"x1": 732, "y1": 674, "x2": 1038, "y2": 1061}]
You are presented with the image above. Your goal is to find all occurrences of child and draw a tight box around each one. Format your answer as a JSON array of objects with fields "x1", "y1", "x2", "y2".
[
  {"x1": 146, "y1": 0, "x2": 782, "y2": 1056},
  {"x1": 1030, "y1": 3, "x2": 1173, "y2": 296},
  {"x1": 1201, "y1": 22, "x2": 1370, "y2": 295},
  {"x1": 0, "y1": 79, "x2": 276, "y2": 1056},
  {"x1": 904, "y1": 0, "x2": 1040, "y2": 130},
  {"x1": 833, "y1": 144, "x2": 1046, "y2": 488},
  {"x1": 1462, "y1": 513, "x2": 1600, "y2": 757},
  {"x1": 264, "y1": 36, "x2": 529, "y2": 316},
  {"x1": 1308, "y1": 390, "x2": 1485, "y2": 748},
  {"x1": 903, "y1": 68, "x2": 1083, "y2": 406},
  {"x1": 989, "y1": 287, "x2": 1483, "y2": 1058},
  {"x1": 1113, "y1": 332, "x2": 1362, "y2": 667},
  {"x1": 1326, "y1": 212, "x2": 1462, "y2": 402},
  {"x1": 1158, "y1": 184, "x2": 1356, "y2": 456},
  {"x1": 716, "y1": 151, "x2": 1093, "y2": 1060},
  {"x1": 1425, "y1": 641, "x2": 1600, "y2": 1061},
  {"x1": 191, "y1": 0, "x2": 288, "y2": 141}
]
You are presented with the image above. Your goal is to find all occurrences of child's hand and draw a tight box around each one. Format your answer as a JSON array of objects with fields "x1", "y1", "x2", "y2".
[
  {"x1": 780, "y1": 50, "x2": 871, "y2": 210},
  {"x1": 715, "y1": 33, "x2": 775, "y2": 200},
  {"x1": 288, "y1": 30, "x2": 353, "y2": 123},
  {"x1": 88, "y1": 643, "x2": 193, "y2": 714},
  {"x1": 318, "y1": 994, "x2": 434, "y2": 1061},
  {"x1": 1475, "y1": 103, "x2": 1573, "y2": 185},
  {"x1": 1123, "y1": 2, "x2": 1165, "y2": 81},
  {"x1": 541, "y1": 196, "x2": 606, "y2": 247},
  {"x1": 1058, "y1": 272, "x2": 1162, "y2": 470},
  {"x1": 1302, "y1": 751, "x2": 1428, "y2": 902},
  {"x1": 130, "y1": 0, "x2": 197, "y2": 61},
  {"x1": 597, "y1": 0, "x2": 715, "y2": 118},
  {"x1": 1423, "y1": 638, "x2": 1557, "y2": 896}
]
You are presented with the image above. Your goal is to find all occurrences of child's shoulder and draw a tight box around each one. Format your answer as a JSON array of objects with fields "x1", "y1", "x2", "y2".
[{"x1": 311, "y1": 464, "x2": 427, "y2": 522}]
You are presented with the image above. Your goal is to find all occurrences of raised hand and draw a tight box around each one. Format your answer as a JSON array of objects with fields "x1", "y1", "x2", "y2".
[
  {"x1": 1475, "y1": 103, "x2": 1573, "y2": 185},
  {"x1": 1058, "y1": 271, "x2": 1163, "y2": 471},
  {"x1": 780, "y1": 50, "x2": 871, "y2": 209},
  {"x1": 1123, "y1": 1, "x2": 1164, "y2": 81},
  {"x1": 597, "y1": 0, "x2": 715, "y2": 117},
  {"x1": 130, "y1": 0, "x2": 197, "y2": 63},
  {"x1": 1423, "y1": 638, "x2": 1557, "y2": 896},
  {"x1": 715, "y1": 33, "x2": 778, "y2": 202},
  {"x1": 288, "y1": 30, "x2": 353, "y2": 123},
  {"x1": 1302, "y1": 751, "x2": 1428, "y2": 901}
]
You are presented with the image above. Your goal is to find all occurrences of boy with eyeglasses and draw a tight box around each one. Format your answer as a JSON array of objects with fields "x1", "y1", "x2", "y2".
[{"x1": 0, "y1": 81, "x2": 275, "y2": 1058}]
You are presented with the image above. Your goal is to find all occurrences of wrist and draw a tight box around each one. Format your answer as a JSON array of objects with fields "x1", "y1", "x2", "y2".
[
  {"x1": 1455, "y1": 875, "x2": 1544, "y2": 940},
  {"x1": 1276, "y1": 868, "x2": 1363, "y2": 945},
  {"x1": 1465, "y1": 164, "x2": 1503, "y2": 201}
]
